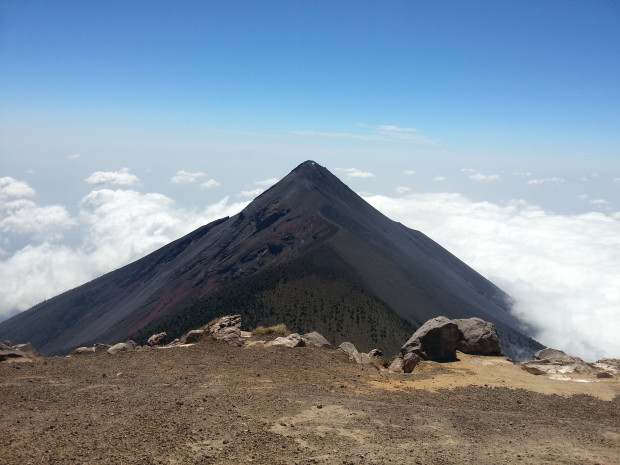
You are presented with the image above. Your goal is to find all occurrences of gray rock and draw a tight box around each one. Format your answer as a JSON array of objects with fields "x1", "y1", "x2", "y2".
[
  {"x1": 522, "y1": 348, "x2": 596, "y2": 377},
  {"x1": 13, "y1": 342, "x2": 39, "y2": 356},
  {"x1": 453, "y1": 317, "x2": 502, "y2": 355},
  {"x1": 0, "y1": 348, "x2": 29, "y2": 362},
  {"x1": 401, "y1": 316, "x2": 460, "y2": 362},
  {"x1": 71, "y1": 347, "x2": 96, "y2": 355},
  {"x1": 301, "y1": 331, "x2": 331, "y2": 348},
  {"x1": 208, "y1": 314, "x2": 242, "y2": 334},
  {"x1": 266, "y1": 333, "x2": 305, "y2": 348},
  {"x1": 185, "y1": 330, "x2": 205, "y2": 344},
  {"x1": 94, "y1": 343, "x2": 111, "y2": 352},
  {"x1": 535, "y1": 348, "x2": 584, "y2": 364},
  {"x1": 208, "y1": 315, "x2": 243, "y2": 346},
  {"x1": 388, "y1": 357, "x2": 404, "y2": 373},
  {"x1": 107, "y1": 340, "x2": 138, "y2": 355},
  {"x1": 403, "y1": 352, "x2": 423, "y2": 373},
  {"x1": 219, "y1": 327, "x2": 244, "y2": 347},
  {"x1": 147, "y1": 332, "x2": 168, "y2": 347},
  {"x1": 597, "y1": 371, "x2": 614, "y2": 379},
  {"x1": 339, "y1": 342, "x2": 363, "y2": 364}
]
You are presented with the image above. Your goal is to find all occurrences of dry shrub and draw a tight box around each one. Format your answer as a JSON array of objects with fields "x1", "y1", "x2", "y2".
[{"x1": 251, "y1": 324, "x2": 290, "y2": 337}]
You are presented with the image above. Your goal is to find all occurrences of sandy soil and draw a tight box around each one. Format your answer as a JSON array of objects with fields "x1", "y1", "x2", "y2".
[{"x1": 1, "y1": 338, "x2": 618, "y2": 465}]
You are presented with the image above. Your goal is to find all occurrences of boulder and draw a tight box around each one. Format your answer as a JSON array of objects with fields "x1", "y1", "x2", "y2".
[
  {"x1": 339, "y1": 342, "x2": 363, "y2": 364},
  {"x1": 266, "y1": 333, "x2": 305, "y2": 348},
  {"x1": 94, "y1": 343, "x2": 111, "y2": 352},
  {"x1": 147, "y1": 332, "x2": 167, "y2": 347},
  {"x1": 13, "y1": 343, "x2": 39, "y2": 356},
  {"x1": 403, "y1": 352, "x2": 423, "y2": 373},
  {"x1": 185, "y1": 329, "x2": 205, "y2": 344},
  {"x1": 388, "y1": 357, "x2": 404, "y2": 373},
  {"x1": 401, "y1": 316, "x2": 460, "y2": 362},
  {"x1": 107, "y1": 340, "x2": 138, "y2": 355},
  {"x1": 453, "y1": 317, "x2": 502, "y2": 355},
  {"x1": 301, "y1": 331, "x2": 331, "y2": 348},
  {"x1": 535, "y1": 348, "x2": 583, "y2": 364},
  {"x1": 71, "y1": 347, "x2": 96, "y2": 355},
  {"x1": 521, "y1": 347, "x2": 595, "y2": 376},
  {"x1": 0, "y1": 347, "x2": 29, "y2": 362},
  {"x1": 185, "y1": 330, "x2": 205, "y2": 344}
]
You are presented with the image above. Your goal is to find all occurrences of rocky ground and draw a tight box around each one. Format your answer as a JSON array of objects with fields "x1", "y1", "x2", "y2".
[{"x1": 1, "y1": 337, "x2": 619, "y2": 465}]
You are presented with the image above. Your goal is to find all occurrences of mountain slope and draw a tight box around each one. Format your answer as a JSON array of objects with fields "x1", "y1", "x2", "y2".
[{"x1": 0, "y1": 161, "x2": 542, "y2": 358}]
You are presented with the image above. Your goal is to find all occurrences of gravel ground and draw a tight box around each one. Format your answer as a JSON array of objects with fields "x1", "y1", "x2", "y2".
[{"x1": 1, "y1": 338, "x2": 618, "y2": 465}]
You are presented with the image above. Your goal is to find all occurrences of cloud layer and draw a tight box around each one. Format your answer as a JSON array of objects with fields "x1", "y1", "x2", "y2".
[
  {"x1": 2, "y1": 174, "x2": 618, "y2": 362},
  {"x1": 0, "y1": 178, "x2": 248, "y2": 318},
  {"x1": 365, "y1": 193, "x2": 620, "y2": 361}
]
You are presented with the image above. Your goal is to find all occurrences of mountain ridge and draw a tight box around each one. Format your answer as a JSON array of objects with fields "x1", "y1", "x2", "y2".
[{"x1": 0, "y1": 160, "x2": 543, "y2": 358}]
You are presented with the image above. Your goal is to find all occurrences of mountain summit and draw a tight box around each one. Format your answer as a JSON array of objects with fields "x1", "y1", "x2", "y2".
[{"x1": 0, "y1": 161, "x2": 542, "y2": 358}]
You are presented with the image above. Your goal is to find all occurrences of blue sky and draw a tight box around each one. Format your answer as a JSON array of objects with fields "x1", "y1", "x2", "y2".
[{"x1": 1, "y1": 1, "x2": 620, "y2": 360}]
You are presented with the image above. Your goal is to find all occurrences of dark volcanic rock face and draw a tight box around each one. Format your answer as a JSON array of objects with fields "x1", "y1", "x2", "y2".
[{"x1": 0, "y1": 161, "x2": 543, "y2": 359}]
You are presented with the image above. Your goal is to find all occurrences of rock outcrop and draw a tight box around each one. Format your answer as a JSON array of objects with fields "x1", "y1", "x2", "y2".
[
  {"x1": 208, "y1": 315, "x2": 243, "y2": 347},
  {"x1": 266, "y1": 333, "x2": 305, "y2": 348},
  {"x1": 521, "y1": 348, "x2": 596, "y2": 377},
  {"x1": 453, "y1": 317, "x2": 501, "y2": 355},
  {"x1": 0, "y1": 341, "x2": 36, "y2": 362},
  {"x1": 147, "y1": 332, "x2": 168, "y2": 347},
  {"x1": 338, "y1": 342, "x2": 384, "y2": 368}
]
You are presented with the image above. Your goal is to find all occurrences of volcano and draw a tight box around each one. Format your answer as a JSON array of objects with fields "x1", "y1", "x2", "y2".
[{"x1": 0, "y1": 161, "x2": 542, "y2": 358}]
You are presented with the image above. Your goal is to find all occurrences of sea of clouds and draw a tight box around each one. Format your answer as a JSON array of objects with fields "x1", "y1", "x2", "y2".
[{"x1": 1, "y1": 175, "x2": 619, "y2": 362}]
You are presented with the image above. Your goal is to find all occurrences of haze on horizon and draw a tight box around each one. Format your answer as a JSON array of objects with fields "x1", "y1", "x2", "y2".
[{"x1": 1, "y1": 1, "x2": 619, "y2": 361}]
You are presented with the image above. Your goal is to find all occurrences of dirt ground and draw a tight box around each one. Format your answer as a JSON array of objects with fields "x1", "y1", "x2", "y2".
[{"x1": 1, "y1": 338, "x2": 618, "y2": 465}]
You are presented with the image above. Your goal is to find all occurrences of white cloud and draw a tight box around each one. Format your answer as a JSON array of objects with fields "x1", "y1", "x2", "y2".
[
  {"x1": 461, "y1": 168, "x2": 478, "y2": 173},
  {"x1": 433, "y1": 176, "x2": 446, "y2": 182},
  {"x1": 378, "y1": 125, "x2": 419, "y2": 133},
  {"x1": 335, "y1": 168, "x2": 375, "y2": 179},
  {"x1": 527, "y1": 177, "x2": 567, "y2": 185},
  {"x1": 613, "y1": 177, "x2": 620, "y2": 183},
  {"x1": 85, "y1": 168, "x2": 140, "y2": 186},
  {"x1": 589, "y1": 199, "x2": 610, "y2": 206},
  {"x1": 0, "y1": 188, "x2": 248, "y2": 318},
  {"x1": 293, "y1": 127, "x2": 439, "y2": 145},
  {"x1": 0, "y1": 177, "x2": 36, "y2": 199},
  {"x1": 67, "y1": 154, "x2": 81, "y2": 160},
  {"x1": 255, "y1": 178, "x2": 279, "y2": 187},
  {"x1": 395, "y1": 186, "x2": 411, "y2": 195},
  {"x1": 238, "y1": 188, "x2": 264, "y2": 198},
  {"x1": 292, "y1": 130, "x2": 380, "y2": 141},
  {"x1": 170, "y1": 170, "x2": 206, "y2": 184},
  {"x1": 469, "y1": 173, "x2": 501, "y2": 182},
  {"x1": 0, "y1": 177, "x2": 74, "y2": 245},
  {"x1": 200, "y1": 179, "x2": 221, "y2": 189},
  {"x1": 404, "y1": 170, "x2": 416, "y2": 176},
  {"x1": 513, "y1": 172, "x2": 532, "y2": 177},
  {"x1": 0, "y1": 199, "x2": 74, "y2": 238},
  {"x1": 365, "y1": 192, "x2": 620, "y2": 361}
]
